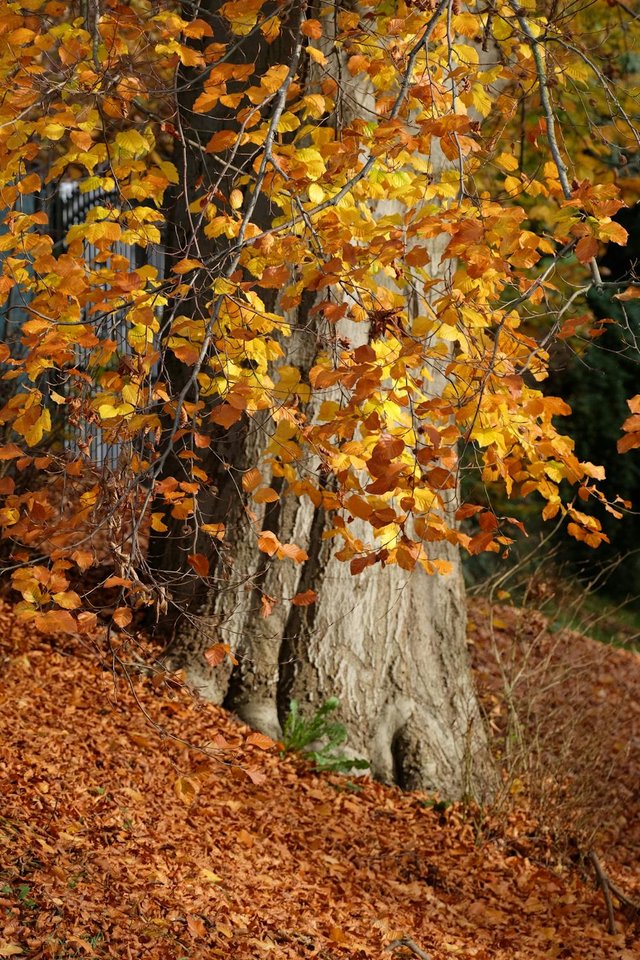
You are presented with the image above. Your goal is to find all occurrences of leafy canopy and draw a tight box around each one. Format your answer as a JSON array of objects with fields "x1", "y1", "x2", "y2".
[{"x1": 0, "y1": 0, "x2": 638, "y2": 633}]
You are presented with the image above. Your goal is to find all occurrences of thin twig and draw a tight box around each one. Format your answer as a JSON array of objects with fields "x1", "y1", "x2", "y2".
[
  {"x1": 513, "y1": 6, "x2": 602, "y2": 288},
  {"x1": 385, "y1": 936, "x2": 432, "y2": 960}
]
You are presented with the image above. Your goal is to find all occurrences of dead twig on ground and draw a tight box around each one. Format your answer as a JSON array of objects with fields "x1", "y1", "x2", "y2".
[
  {"x1": 589, "y1": 849, "x2": 640, "y2": 934},
  {"x1": 385, "y1": 936, "x2": 432, "y2": 960},
  {"x1": 589, "y1": 850, "x2": 616, "y2": 935}
]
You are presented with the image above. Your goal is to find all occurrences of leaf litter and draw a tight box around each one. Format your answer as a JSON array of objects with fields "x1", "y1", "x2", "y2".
[{"x1": 0, "y1": 597, "x2": 638, "y2": 959}]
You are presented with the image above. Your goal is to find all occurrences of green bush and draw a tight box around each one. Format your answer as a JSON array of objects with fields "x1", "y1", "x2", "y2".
[{"x1": 281, "y1": 697, "x2": 369, "y2": 775}]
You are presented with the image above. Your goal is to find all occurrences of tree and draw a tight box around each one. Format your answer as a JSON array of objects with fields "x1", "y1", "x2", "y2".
[{"x1": 0, "y1": 0, "x2": 637, "y2": 798}]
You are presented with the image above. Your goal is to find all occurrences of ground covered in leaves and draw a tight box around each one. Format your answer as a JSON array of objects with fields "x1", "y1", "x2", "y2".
[{"x1": 1, "y1": 598, "x2": 639, "y2": 959}]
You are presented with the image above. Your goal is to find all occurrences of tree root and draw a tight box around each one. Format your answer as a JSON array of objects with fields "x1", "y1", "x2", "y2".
[{"x1": 589, "y1": 849, "x2": 640, "y2": 936}]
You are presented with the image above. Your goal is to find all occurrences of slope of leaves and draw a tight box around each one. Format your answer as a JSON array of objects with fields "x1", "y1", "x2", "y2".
[
  {"x1": 1, "y1": 600, "x2": 639, "y2": 959},
  {"x1": 469, "y1": 597, "x2": 640, "y2": 893}
]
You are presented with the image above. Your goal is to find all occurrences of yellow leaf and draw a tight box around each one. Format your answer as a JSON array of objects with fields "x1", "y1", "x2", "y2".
[
  {"x1": 201, "y1": 868, "x2": 224, "y2": 884},
  {"x1": 172, "y1": 258, "x2": 203, "y2": 274},
  {"x1": 174, "y1": 775, "x2": 200, "y2": 805},
  {"x1": 306, "y1": 46, "x2": 327, "y2": 66},
  {"x1": 52, "y1": 591, "x2": 82, "y2": 610},
  {"x1": 201, "y1": 522, "x2": 226, "y2": 539},
  {"x1": 21, "y1": 407, "x2": 51, "y2": 447},
  {"x1": 98, "y1": 402, "x2": 134, "y2": 420},
  {"x1": 115, "y1": 130, "x2": 151, "y2": 157},
  {"x1": 277, "y1": 111, "x2": 300, "y2": 134},
  {"x1": 42, "y1": 123, "x2": 66, "y2": 140},
  {"x1": 295, "y1": 148, "x2": 326, "y2": 180},
  {"x1": 220, "y1": 0, "x2": 264, "y2": 35},
  {"x1": 496, "y1": 151, "x2": 519, "y2": 172},
  {"x1": 260, "y1": 63, "x2": 289, "y2": 94},
  {"x1": 151, "y1": 512, "x2": 168, "y2": 532}
]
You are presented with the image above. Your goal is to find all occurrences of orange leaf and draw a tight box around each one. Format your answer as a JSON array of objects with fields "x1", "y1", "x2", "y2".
[
  {"x1": 201, "y1": 522, "x2": 225, "y2": 539},
  {"x1": 77, "y1": 611, "x2": 98, "y2": 633},
  {"x1": 301, "y1": 18, "x2": 322, "y2": 39},
  {"x1": 242, "y1": 467, "x2": 262, "y2": 492},
  {"x1": 575, "y1": 236, "x2": 598, "y2": 263},
  {"x1": 291, "y1": 589, "x2": 317, "y2": 606},
  {"x1": 187, "y1": 916, "x2": 207, "y2": 939},
  {"x1": 257, "y1": 530, "x2": 280, "y2": 555},
  {"x1": 253, "y1": 486, "x2": 279, "y2": 503},
  {"x1": 52, "y1": 590, "x2": 81, "y2": 610},
  {"x1": 204, "y1": 643, "x2": 232, "y2": 667},
  {"x1": 71, "y1": 549, "x2": 94, "y2": 572},
  {"x1": 205, "y1": 129, "x2": 237, "y2": 153},
  {"x1": 244, "y1": 766, "x2": 267, "y2": 785},
  {"x1": 614, "y1": 285, "x2": 640, "y2": 301},
  {"x1": 278, "y1": 542, "x2": 308, "y2": 563},
  {"x1": 210, "y1": 404, "x2": 243, "y2": 428},
  {"x1": 0, "y1": 444, "x2": 23, "y2": 460},
  {"x1": 246, "y1": 731, "x2": 276, "y2": 750},
  {"x1": 34, "y1": 610, "x2": 77, "y2": 634},
  {"x1": 172, "y1": 258, "x2": 203, "y2": 274},
  {"x1": 260, "y1": 594, "x2": 277, "y2": 617},
  {"x1": 188, "y1": 553, "x2": 210, "y2": 577},
  {"x1": 113, "y1": 607, "x2": 132, "y2": 628},
  {"x1": 350, "y1": 553, "x2": 377, "y2": 575},
  {"x1": 102, "y1": 576, "x2": 132, "y2": 589}
]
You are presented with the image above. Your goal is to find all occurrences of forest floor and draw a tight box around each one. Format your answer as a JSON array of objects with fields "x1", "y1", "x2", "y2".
[{"x1": 1, "y1": 595, "x2": 639, "y2": 960}]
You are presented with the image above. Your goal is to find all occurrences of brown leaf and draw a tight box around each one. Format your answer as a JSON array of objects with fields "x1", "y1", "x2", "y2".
[{"x1": 575, "y1": 235, "x2": 598, "y2": 263}]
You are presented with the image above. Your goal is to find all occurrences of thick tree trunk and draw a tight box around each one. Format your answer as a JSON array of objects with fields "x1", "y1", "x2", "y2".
[
  {"x1": 161, "y1": 454, "x2": 491, "y2": 798},
  {"x1": 150, "y1": 1, "x2": 495, "y2": 800}
]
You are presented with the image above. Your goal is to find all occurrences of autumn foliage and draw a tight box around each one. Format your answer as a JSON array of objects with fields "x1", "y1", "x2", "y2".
[
  {"x1": 0, "y1": 0, "x2": 639, "y2": 630},
  {"x1": 1, "y1": 598, "x2": 639, "y2": 957}
]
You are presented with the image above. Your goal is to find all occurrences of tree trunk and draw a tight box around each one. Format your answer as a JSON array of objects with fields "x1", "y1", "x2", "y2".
[{"x1": 150, "y1": 1, "x2": 495, "y2": 800}]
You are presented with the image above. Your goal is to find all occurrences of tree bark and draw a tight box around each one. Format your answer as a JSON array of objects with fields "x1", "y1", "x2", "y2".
[{"x1": 149, "y1": 1, "x2": 495, "y2": 800}]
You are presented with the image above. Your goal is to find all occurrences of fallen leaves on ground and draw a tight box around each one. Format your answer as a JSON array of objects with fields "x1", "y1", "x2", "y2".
[
  {"x1": 469, "y1": 598, "x2": 640, "y2": 896},
  {"x1": 0, "y1": 598, "x2": 638, "y2": 959}
]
